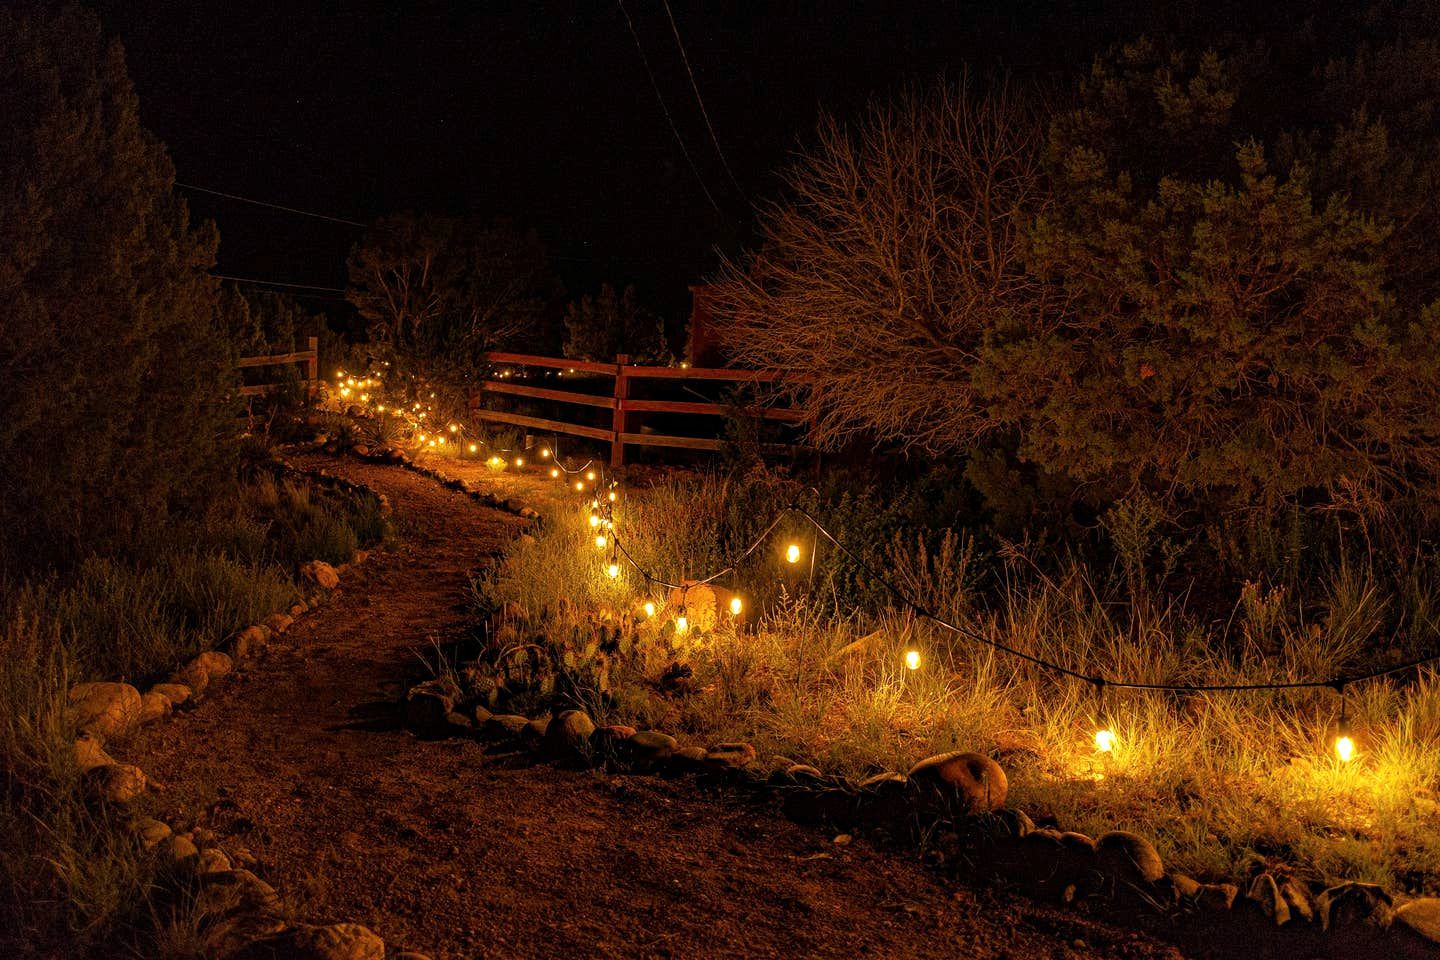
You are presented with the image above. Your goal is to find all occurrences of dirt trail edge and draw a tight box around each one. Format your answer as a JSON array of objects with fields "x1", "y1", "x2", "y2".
[{"x1": 131, "y1": 454, "x2": 1180, "y2": 960}]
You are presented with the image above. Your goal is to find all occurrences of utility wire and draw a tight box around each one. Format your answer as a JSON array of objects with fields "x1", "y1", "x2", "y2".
[
  {"x1": 176, "y1": 182, "x2": 369, "y2": 228},
  {"x1": 615, "y1": 0, "x2": 723, "y2": 216},
  {"x1": 210, "y1": 272, "x2": 347, "y2": 293},
  {"x1": 660, "y1": 0, "x2": 747, "y2": 203}
]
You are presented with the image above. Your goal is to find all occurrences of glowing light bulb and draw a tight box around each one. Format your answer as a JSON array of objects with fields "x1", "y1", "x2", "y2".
[
  {"x1": 377, "y1": 405, "x2": 385, "y2": 413},
  {"x1": 360, "y1": 393, "x2": 369, "y2": 402},
  {"x1": 574, "y1": 481, "x2": 584, "y2": 491},
  {"x1": 786, "y1": 543, "x2": 801, "y2": 564},
  {"x1": 1335, "y1": 735, "x2": 1355, "y2": 763},
  {"x1": 675, "y1": 613, "x2": 688, "y2": 634},
  {"x1": 608, "y1": 491, "x2": 617, "y2": 502},
  {"x1": 419, "y1": 433, "x2": 427, "y2": 442},
  {"x1": 550, "y1": 468, "x2": 559, "y2": 478},
  {"x1": 586, "y1": 470, "x2": 596, "y2": 481},
  {"x1": 904, "y1": 649, "x2": 921, "y2": 670},
  {"x1": 468, "y1": 443, "x2": 478, "y2": 453},
  {"x1": 729, "y1": 596, "x2": 743, "y2": 616},
  {"x1": 606, "y1": 562, "x2": 620, "y2": 578},
  {"x1": 514, "y1": 457, "x2": 524, "y2": 467},
  {"x1": 339, "y1": 387, "x2": 351, "y2": 397},
  {"x1": 335, "y1": 370, "x2": 344, "y2": 378},
  {"x1": 589, "y1": 514, "x2": 600, "y2": 527},
  {"x1": 1095, "y1": 729, "x2": 1116, "y2": 753},
  {"x1": 541, "y1": 448, "x2": 551, "y2": 458},
  {"x1": 449, "y1": 424, "x2": 458, "y2": 433},
  {"x1": 643, "y1": 601, "x2": 656, "y2": 617},
  {"x1": 595, "y1": 534, "x2": 607, "y2": 549},
  {"x1": 436, "y1": 436, "x2": 445, "y2": 445}
]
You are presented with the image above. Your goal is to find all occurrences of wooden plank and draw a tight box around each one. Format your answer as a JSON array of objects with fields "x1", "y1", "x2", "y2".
[
  {"x1": 236, "y1": 350, "x2": 315, "y2": 369},
  {"x1": 619, "y1": 432, "x2": 725, "y2": 452},
  {"x1": 472, "y1": 408, "x2": 613, "y2": 442},
  {"x1": 621, "y1": 398, "x2": 807, "y2": 422},
  {"x1": 484, "y1": 351, "x2": 617, "y2": 375},
  {"x1": 481, "y1": 380, "x2": 615, "y2": 409},
  {"x1": 621, "y1": 364, "x2": 804, "y2": 382},
  {"x1": 238, "y1": 384, "x2": 280, "y2": 396}
]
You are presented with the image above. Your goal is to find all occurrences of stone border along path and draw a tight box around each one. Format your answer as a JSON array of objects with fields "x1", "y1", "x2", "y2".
[{"x1": 110, "y1": 450, "x2": 1193, "y2": 960}]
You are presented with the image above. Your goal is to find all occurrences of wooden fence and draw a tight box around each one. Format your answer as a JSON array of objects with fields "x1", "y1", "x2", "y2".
[
  {"x1": 472, "y1": 351, "x2": 806, "y2": 466},
  {"x1": 236, "y1": 336, "x2": 319, "y2": 399}
]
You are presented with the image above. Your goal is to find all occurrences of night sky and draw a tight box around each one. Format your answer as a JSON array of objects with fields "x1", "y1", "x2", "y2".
[{"x1": 93, "y1": 0, "x2": 1323, "y2": 323}]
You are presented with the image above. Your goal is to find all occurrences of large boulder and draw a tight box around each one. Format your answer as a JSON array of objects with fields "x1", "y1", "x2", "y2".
[
  {"x1": 300, "y1": 560, "x2": 340, "y2": 590},
  {"x1": 906, "y1": 752, "x2": 1008, "y2": 816},
  {"x1": 66, "y1": 682, "x2": 143, "y2": 738}
]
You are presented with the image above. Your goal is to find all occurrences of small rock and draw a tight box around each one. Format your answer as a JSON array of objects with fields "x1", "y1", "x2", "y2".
[
  {"x1": 66, "y1": 682, "x2": 143, "y2": 738},
  {"x1": 1094, "y1": 831, "x2": 1165, "y2": 886},
  {"x1": 504, "y1": 497, "x2": 527, "y2": 513},
  {"x1": 194, "y1": 650, "x2": 234, "y2": 679},
  {"x1": 84, "y1": 763, "x2": 147, "y2": 803},
  {"x1": 1281, "y1": 876, "x2": 1316, "y2": 924},
  {"x1": 1318, "y1": 882, "x2": 1393, "y2": 931},
  {"x1": 73, "y1": 731, "x2": 113, "y2": 771},
  {"x1": 667, "y1": 745, "x2": 709, "y2": 775},
  {"x1": 520, "y1": 718, "x2": 550, "y2": 749},
  {"x1": 703, "y1": 742, "x2": 757, "y2": 770},
  {"x1": 265, "y1": 613, "x2": 294, "y2": 635},
  {"x1": 623, "y1": 730, "x2": 677, "y2": 769},
  {"x1": 231, "y1": 624, "x2": 269, "y2": 658},
  {"x1": 470, "y1": 704, "x2": 494, "y2": 725},
  {"x1": 195, "y1": 847, "x2": 233, "y2": 874},
  {"x1": 482, "y1": 714, "x2": 531, "y2": 739},
  {"x1": 1197, "y1": 882, "x2": 1239, "y2": 911},
  {"x1": 520, "y1": 507, "x2": 542, "y2": 521},
  {"x1": 444, "y1": 711, "x2": 472, "y2": 732},
  {"x1": 402, "y1": 680, "x2": 456, "y2": 732},
  {"x1": 1248, "y1": 872, "x2": 1291, "y2": 925},
  {"x1": 776, "y1": 764, "x2": 827, "y2": 786},
  {"x1": 138, "y1": 691, "x2": 172, "y2": 724},
  {"x1": 1394, "y1": 898, "x2": 1440, "y2": 948},
  {"x1": 544, "y1": 709, "x2": 596, "y2": 760},
  {"x1": 149, "y1": 682, "x2": 192, "y2": 708},
  {"x1": 169, "y1": 659, "x2": 209, "y2": 695},
  {"x1": 353, "y1": 550, "x2": 369, "y2": 564},
  {"x1": 130, "y1": 817, "x2": 172, "y2": 849},
  {"x1": 906, "y1": 752, "x2": 1008, "y2": 816},
  {"x1": 159, "y1": 833, "x2": 199, "y2": 869},
  {"x1": 289, "y1": 602, "x2": 308, "y2": 617},
  {"x1": 244, "y1": 923, "x2": 385, "y2": 960},
  {"x1": 194, "y1": 867, "x2": 282, "y2": 919},
  {"x1": 300, "y1": 560, "x2": 340, "y2": 590}
]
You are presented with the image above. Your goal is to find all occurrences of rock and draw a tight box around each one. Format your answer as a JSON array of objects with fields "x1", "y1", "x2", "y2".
[
  {"x1": 1248, "y1": 873, "x2": 1292, "y2": 925},
  {"x1": 169, "y1": 658, "x2": 210, "y2": 695},
  {"x1": 289, "y1": 602, "x2": 308, "y2": 617},
  {"x1": 300, "y1": 560, "x2": 340, "y2": 590},
  {"x1": 265, "y1": 613, "x2": 294, "y2": 635},
  {"x1": 590, "y1": 725, "x2": 635, "y2": 762},
  {"x1": 776, "y1": 764, "x2": 828, "y2": 786},
  {"x1": 352, "y1": 444, "x2": 371, "y2": 458},
  {"x1": 703, "y1": 742, "x2": 757, "y2": 770},
  {"x1": 1197, "y1": 882, "x2": 1239, "y2": 911},
  {"x1": 482, "y1": 714, "x2": 531, "y2": 739},
  {"x1": 623, "y1": 730, "x2": 677, "y2": 769},
  {"x1": 159, "y1": 833, "x2": 200, "y2": 870},
  {"x1": 131, "y1": 817, "x2": 172, "y2": 849},
  {"x1": 208, "y1": 914, "x2": 290, "y2": 960},
  {"x1": 138, "y1": 691, "x2": 172, "y2": 724},
  {"x1": 544, "y1": 710, "x2": 596, "y2": 760},
  {"x1": 667, "y1": 745, "x2": 709, "y2": 775},
  {"x1": 520, "y1": 718, "x2": 550, "y2": 749},
  {"x1": 470, "y1": 704, "x2": 494, "y2": 725},
  {"x1": 504, "y1": 497, "x2": 527, "y2": 513},
  {"x1": 66, "y1": 682, "x2": 143, "y2": 738},
  {"x1": 150, "y1": 682, "x2": 193, "y2": 708},
  {"x1": 1056, "y1": 832, "x2": 1099, "y2": 888},
  {"x1": 1318, "y1": 882, "x2": 1393, "y2": 931},
  {"x1": 73, "y1": 730, "x2": 113, "y2": 771},
  {"x1": 1094, "y1": 831, "x2": 1164, "y2": 887},
  {"x1": 1281, "y1": 876, "x2": 1316, "y2": 924},
  {"x1": 231, "y1": 625, "x2": 269, "y2": 658},
  {"x1": 662, "y1": 581, "x2": 731, "y2": 634},
  {"x1": 353, "y1": 550, "x2": 369, "y2": 564},
  {"x1": 402, "y1": 680, "x2": 456, "y2": 732},
  {"x1": 83, "y1": 763, "x2": 147, "y2": 803},
  {"x1": 906, "y1": 752, "x2": 1008, "y2": 816},
  {"x1": 194, "y1": 867, "x2": 282, "y2": 920},
  {"x1": 196, "y1": 847, "x2": 233, "y2": 874},
  {"x1": 240, "y1": 923, "x2": 385, "y2": 960},
  {"x1": 519, "y1": 507, "x2": 541, "y2": 521},
  {"x1": 997, "y1": 828, "x2": 1065, "y2": 891},
  {"x1": 1394, "y1": 899, "x2": 1440, "y2": 948},
  {"x1": 195, "y1": 650, "x2": 234, "y2": 679},
  {"x1": 444, "y1": 711, "x2": 472, "y2": 732}
]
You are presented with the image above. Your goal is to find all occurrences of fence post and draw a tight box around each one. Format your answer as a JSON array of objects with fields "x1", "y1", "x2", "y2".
[
  {"x1": 306, "y1": 336, "x2": 318, "y2": 401},
  {"x1": 611, "y1": 354, "x2": 630, "y2": 468}
]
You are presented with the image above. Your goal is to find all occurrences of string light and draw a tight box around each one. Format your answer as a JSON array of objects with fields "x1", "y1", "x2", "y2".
[
  {"x1": 1336, "y1": 690, "x2": 1356, "y2": 762},
  {"x1": 514, "y1": 457, "x2": 524, "y2": 467},
  {"x1": 595, "y1": 534, "x2": 607, "y2": 549},
  {"x1": 588, "y1": 514, "x2": 601, "y2": 527},
  {"x1": 541, "y1": 448, "x2": 551, "y2": 458},
  {"x1": 675, "y1": 609, "x2": 689, "y2": 634},
  {"x1": 468, "y1": 443, "x2": 478, "y2": 453},
  {"x1": 608, "y1": 490, "x2": 618, "y2": 502},
  {"x1": 574, "y1": 480, "x2": 584, "y2": 491},
  {"x1": 729, "y1": 596, "x2": 742, "y2": 616},
  {"x1": 448, "y1": 424, "x2": 458, "y2": 433},
  {"x1": 643, "y1": 601, "x2": 656, "y2": 617},
  {"x1": 607, "y1": 561, "x2": 621, "y2": 578},
  {"x1": 550, "y1": 468, "x2": 560, "y2": 478},
  {"x1": 904, "y1": 649, "x2": 921, "y2": 670},
  {"x1": 586, "y1": 470, "x2": 596, "y2": 482},
  {"x1": 786, "y1": 543, "x2": 801, "y2": 564},
  {"x1": 1094, "y1": 728, "x2": 1116, "y2": 753}
]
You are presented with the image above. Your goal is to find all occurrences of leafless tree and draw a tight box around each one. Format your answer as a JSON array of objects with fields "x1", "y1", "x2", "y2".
[{"x1": 708, "y1": 80, "x2": 1054, "y2": 452}]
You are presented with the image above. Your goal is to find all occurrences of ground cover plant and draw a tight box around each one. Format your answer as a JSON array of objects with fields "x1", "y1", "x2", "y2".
[{"x1": 472, "y1": 465, "x2": 1440, "y2": 897}]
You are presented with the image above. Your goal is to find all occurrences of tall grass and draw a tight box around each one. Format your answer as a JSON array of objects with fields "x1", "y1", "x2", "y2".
[{"x1": 477, "y1": 471, "x2": 1440, "y2": 893}]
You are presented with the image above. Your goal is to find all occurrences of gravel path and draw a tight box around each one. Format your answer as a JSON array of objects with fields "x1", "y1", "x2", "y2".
[{"x1": 129, "y1": 454, "x2": 1181, "y2": 960}]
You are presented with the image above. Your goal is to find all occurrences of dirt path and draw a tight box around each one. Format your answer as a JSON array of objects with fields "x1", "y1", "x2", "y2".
[{"x1": 130, "y1": 454, "x2": 1181, "y2": 960}]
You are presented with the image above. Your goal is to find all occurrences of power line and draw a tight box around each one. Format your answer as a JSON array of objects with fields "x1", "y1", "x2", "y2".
[
  {"x1": 176, "y1": 182, "x2": 369, "y2": 228},
  {"x1": 615, "y1": 0, "x2": 723, "y2": 216},
  {"x1": 210, "y1": 273, "x2": 348, "y2": 293},
  {"x1": 660, "y1": 0, "x2": 748, "y2": 203}
]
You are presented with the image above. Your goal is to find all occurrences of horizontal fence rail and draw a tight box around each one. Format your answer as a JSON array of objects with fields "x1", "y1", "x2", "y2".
[
  {"x1": 472, "y1": 351, "x2": 806, "y2": 465},
  {"x1": 237, "y1": 336, "x2": 318, "y2": 398}
]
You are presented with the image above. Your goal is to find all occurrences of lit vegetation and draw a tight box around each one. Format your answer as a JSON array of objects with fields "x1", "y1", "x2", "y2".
[{"x1": 477, "y1": 469, "x2": 1440, "y2": 893}]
